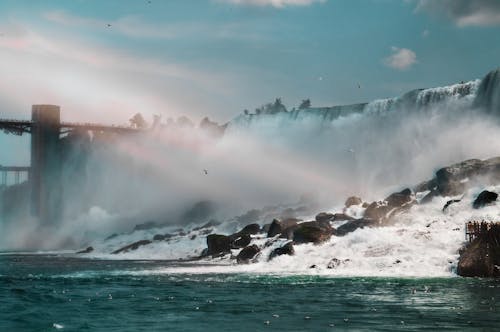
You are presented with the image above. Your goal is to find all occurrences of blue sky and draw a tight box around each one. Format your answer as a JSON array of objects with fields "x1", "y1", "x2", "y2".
[{"x1": 0, "y1": 0, "x2": 499, "y2": 164}]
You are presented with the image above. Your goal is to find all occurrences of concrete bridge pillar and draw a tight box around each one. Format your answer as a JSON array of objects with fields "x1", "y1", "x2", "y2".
[{"x1": 30, "y1": 105, "x2": 62, "y2": 225}]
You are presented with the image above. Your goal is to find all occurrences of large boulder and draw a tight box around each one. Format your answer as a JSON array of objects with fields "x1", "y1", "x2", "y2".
[
  {"x1": 332, "y1": 213, "x2": 355, "y2": 222},
  {"x1": 436, "y1": 159, "x2": 486, "y2": 196},
  {"x1": 236, "y1": 245, "x2": 260, "y2": 264},
  {"x1": 267, "y1": 218, "x2": 299, "y2": 238},
  {"x1": 269, "y1": 242, "x2": 295, "y2": 260},
  {"x1": 345, "y1": 196, "x2": 362, "y2": 208},
  {"x1": 293, "y1": 221, "x2": 333, "y2": 244},
  {"x1": 364, "y1": 188, "x2": 414, "y2": 223},
  {"x1": 206, "y1": 234, "x2": 231, "y2": 256},
  {"x1": 237, "y1": 223, "x2": 261, "y2": 235},
  {"x1": 472, "y1": 190, "x2": 498, "y2": 209},
  {"x1": 315, "y1": 212, "x2": 334, "y2": 223},
  {"x1": 231, "y1": 234, "x2": 251, "y2": 249},
  {"x1": 336, "y1": 219, "x2": 374, "y2": 236}
]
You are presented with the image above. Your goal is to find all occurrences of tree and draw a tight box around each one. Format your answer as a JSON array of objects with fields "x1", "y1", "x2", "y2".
[
  {"x1": 129, "y1": 113, "x2": 148, "y2": 129},
  {"x1": 299, "y1": 99, "x2": 311, "y2": 109}
]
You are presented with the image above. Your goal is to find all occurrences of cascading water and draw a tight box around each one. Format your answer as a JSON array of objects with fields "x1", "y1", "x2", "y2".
[{"x1": 73, "y1": 68, "x2": 500, "y2": 278}]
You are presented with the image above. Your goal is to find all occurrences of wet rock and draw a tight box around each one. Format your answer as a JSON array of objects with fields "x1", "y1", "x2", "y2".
[
  {"x1": 363, "y1": 201, "x2": 391, "y2": 222},
  {"x1": 76, "y1": 246, "x2": 93, "y2": 254},
  {"x1": 315, "y1": 212, "x2": 334, "y2": 222},
  {"x1": 236, "y1": 245, "x2": 260, "y2": 264},
  {"x1": 262, "y1": 223, "x2": 272, "y2": 234},
  {"x1": 332, "y1": 213, "x2": 355, "y2": 222},
  {"x1": 364, "y1": 188, "x2": 414, "y2": 223},
  {"x1": 112, "y1": 240, "x2": 152, "y2": 254},
  {"x1": 435, "y1": 159, "x2": 485, "y2": 196},
  {"x1": 345, "y1": 196, "x2": 362, "y2": 208},
  {"x1": 238, "y1": 223, "x2": 261, "y2": 235},
  {"x1": 269, "y1": 242, "x2": 295, "y2": 260},
  {"x1": 267, "y1": 218, "x2": 299, "y2": 238},
  {"x1": 231, "y1": 234, "x2": 251, "y2": 249},
  {"x1": 206, "y1": 234, "x2": 231, "y2": 256},
  {"x1": 385, "y1": 188, "x2": 413, "y2": 207},
  {"x1": 442, "y1": 199, "x2": 461, "y2": 212},
  {"x1": 327, "y1": 258, "x2": 350, "y2": 269},
  {"x1": 153, "y1": 233, "x2": 173, "y2": 241},
  {"x1": 336, "y1": 219, "x2": 374, "y2": 236},
  {"x1": 293, "y1": 221, "x2": 333, "y2": 244},
  {"x1": 472, "y1": 190, "x2": 498, "y2": 209},
  {"x1": 419, "y1": 190, "x2": 438, "y2": 204},
  {"x1": 414, "y1": 179, "x2": 437, "y2": 193}
]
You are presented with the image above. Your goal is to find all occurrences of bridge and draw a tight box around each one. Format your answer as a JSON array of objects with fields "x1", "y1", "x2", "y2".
[{"x1": 0, "y1": 105, "x2": 144, "y2": 226}]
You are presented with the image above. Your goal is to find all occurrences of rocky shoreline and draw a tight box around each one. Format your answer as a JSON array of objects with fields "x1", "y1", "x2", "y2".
[{"x1": 81, "y1": 156, "x2": 500, "y2": 278}]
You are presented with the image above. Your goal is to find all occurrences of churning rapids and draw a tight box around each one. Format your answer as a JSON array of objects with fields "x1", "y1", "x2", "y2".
[{"x1": 2, "y1": 68, "x2": 500, "y2": 278}]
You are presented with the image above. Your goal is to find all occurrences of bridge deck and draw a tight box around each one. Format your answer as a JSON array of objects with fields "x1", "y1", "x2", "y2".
[{"x1": 0, "y1": 119, "x2": 143, "y2": 134}]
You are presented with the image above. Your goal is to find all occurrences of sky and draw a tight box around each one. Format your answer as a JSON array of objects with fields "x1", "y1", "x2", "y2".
[{"x1": 0, "y1": 0, "x2": 499, "y2": 164}]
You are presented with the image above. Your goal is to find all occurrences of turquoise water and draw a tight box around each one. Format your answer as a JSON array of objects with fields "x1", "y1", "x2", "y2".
[{"x1": 1, "y1": 254, "x2": 499, "y2": 331}]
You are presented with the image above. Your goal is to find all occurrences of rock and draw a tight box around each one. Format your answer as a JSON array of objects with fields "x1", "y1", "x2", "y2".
[
  {"x1": 345, "y1": 196, "x2": 362, "y2": 208},
  {"x1": 327, "y1": 258, "x2": 350, "y2": 269},
  {"x1": 442, "y1": 199, "x2": 461, "y2": 212},
  {"x1": 473, "y1": 190, "x2": 498, "y2": 209},
  {"x1": 236, "y1": 245, "x2": 260, "y2": 264},
  {"x1": 293, "y1": 221, "x2": 333, "y2": 244},
  {"x1": 231, "y1": 234, "x2": 251, "y2": 249},
  {"x1": 363, "y1": 201, "x2": 391, "y2": 222},
  {"x1": 385, "y1": 188, "x2": 413, "y2": 207},
  {"x1": 238, "y1": 223, "x2": 261, "y2": 235},
  {"x1": 315, "y1": 212, "x2": 334, "y2": 222},
  {"x1": 419, "y1": 190, "x2": 438, "y2": 204},
  {"x1": 206, "y1": 234, "x2": 231, "y2": 256},
  {"x1": 362, "y1": 202, "x2": 369, "y2": 208},
  {"x1": 76, "y1": 246, "x2": 93, "y2": 254},
  {"x1": 332, "y1": 213, "x2": 355, "y2": 221},
  {"x1": 364, "y1": 188, "x2": 414, "y2": 223},
  {"x1": 336, "y1": 219, "x2": 374, "y2": 236},
  {"x1": 267, "y1": 218, "x2": 299, "y2": 238},
  {"x1": 435, "y1": 159, "x2": 487, "y2": 196},
  {"x1": 413, "y1": 179, "x2": 437, "y2": 193},
  {"x1": 153, "y1": 233, "x2": 174, "y2": 241},
  {"x1": 112, "y1": 240, "x2": 152, "y2": 254},
  {"x1": 269, "y1": 242, "x2": 295, "y2": 260},
  {"x1": 262, "y1": 223, "x2": 272, "y2": 234}
]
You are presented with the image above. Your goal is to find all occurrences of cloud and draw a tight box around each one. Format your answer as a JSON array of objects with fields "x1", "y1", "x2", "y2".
[
  {"x1": 216, "y1": 0, "x2": 326, "y2": 8},
  {"x1": 415, "y1": 0, "x2": 500, "y2": 27},
  {"x1": 383, "y1": 47, "x2": 417, "y2": 71},
  {"x1": 0, "y1": 21, "x2": 238, "y2": 124}
]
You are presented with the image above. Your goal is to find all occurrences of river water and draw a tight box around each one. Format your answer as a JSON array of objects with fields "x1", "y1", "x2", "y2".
[{"x1": 1, "y1": 254, "x2": 499, "y2": 331}]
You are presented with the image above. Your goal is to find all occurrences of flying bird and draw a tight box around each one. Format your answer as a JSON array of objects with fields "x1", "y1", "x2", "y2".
[
  {"x1": 203, "y1": 169, "x2": 208, "y2": 175},
  {"x1": 107, "y1": 24, "x2": 112, "y2": 28},
  {"x1": 358, "y1": 83, "x2": 361, "y2": 89}
]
